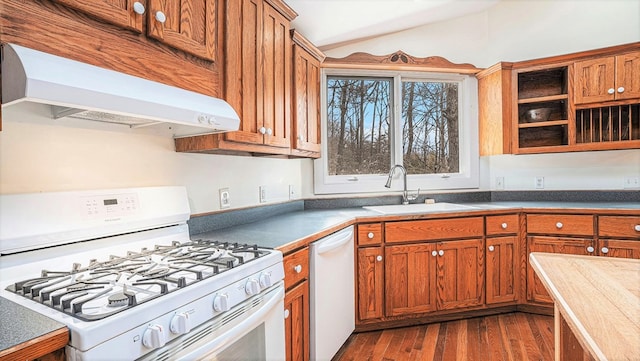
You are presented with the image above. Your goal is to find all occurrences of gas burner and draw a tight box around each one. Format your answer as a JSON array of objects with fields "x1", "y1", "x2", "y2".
[{"x1": 107, "y1": 290, "x2": 137, "y2": 307}]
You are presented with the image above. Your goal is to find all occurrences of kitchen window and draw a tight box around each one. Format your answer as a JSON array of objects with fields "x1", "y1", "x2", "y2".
[{"x1": 314, "y1": 68, "x2": 479, "y2": 194}]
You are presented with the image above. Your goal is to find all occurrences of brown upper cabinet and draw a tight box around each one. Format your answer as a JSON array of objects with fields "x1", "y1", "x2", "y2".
[
  {"x1": 174, "y1": 0, "x2": 300, "y2": 156},
  {"x1": 290, "y1": 30, "x2": 324, "y2": 158},
  {"x1": 478, "y1": 42, "x2": 640, "y2": 155},
  {"x1": 574, "y1": 52, "x2": 640, "y2": 105},
  {"x1": 52, "y1": 0, "x2": 218, "y2": 61}
]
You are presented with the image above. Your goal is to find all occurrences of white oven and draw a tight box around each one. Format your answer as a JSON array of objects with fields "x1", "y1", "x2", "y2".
[{"x1": 0, "y1": 186, "x2": 286, "y2": 361}]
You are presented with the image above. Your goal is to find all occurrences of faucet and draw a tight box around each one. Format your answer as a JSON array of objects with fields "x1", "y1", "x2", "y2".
[{"x1": 385, "y1": 165, "x2": 420, "y2": 204}]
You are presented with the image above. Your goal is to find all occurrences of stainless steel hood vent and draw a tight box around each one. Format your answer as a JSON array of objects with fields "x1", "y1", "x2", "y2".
[{"x1": 1, "y1": 43, "x2": 240, "y2": 138}]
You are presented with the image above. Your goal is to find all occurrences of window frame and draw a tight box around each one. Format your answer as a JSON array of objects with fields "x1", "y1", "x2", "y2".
[{"x1": 314, "y1": 68, "x2": 479, "y2": 195}]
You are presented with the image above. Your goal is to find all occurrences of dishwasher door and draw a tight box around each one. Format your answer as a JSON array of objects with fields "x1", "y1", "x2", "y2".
[{"x1": 309, "y1": 225, "x2": 355, "y2": 361}]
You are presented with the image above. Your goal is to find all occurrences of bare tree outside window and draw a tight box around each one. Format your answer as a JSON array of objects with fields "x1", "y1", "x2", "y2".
[
  {"x1": 326, "y1": 76, "x2": 459, "y2": 176},
  {"x1": 326, "y1": 77, "x2": 392, "y2": 175}
]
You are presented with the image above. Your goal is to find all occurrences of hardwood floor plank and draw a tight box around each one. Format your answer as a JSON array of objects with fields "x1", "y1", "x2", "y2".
[{"x1": 333, "y1": 313, "x2": 554, "y2": 361}]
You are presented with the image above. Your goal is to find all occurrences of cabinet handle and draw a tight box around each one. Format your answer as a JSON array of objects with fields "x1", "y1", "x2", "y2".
[
  {"x1": 284, "y1": 309, "x2": 290, "y2": 319},
  {"x1": 501, "y1": 223, "x2": 508, "y2": 229},
  {"x1": 617, "y1": 86, "x2": 625, "y2": 93},
  {"x1": 607, "y1": 88, "x2": 615, "y2": 95},
  {"x1": 298, "y1": 135, "x2": 304, "y2": 141},
  {"x1": 293, "y1": 265, "x2": 302, "y2": 273},
  {"x1": 556, "y1": 222, "x2": 563, "y2": 229},
  {"x1": 601, "y1": 247, "x2": 609, "y2": 254},
  {"x1": 634, "y1": 225, "x2": 640, "y2": 232},
  {"x1": 154, "y1": 11, "x2": 166, "y2": 23},
  {"x1": 488, "y1": 245, "x2": 495, "y2": 252},
  {"x1": 133, "y1": 1, "x2": 145, "y2": 15},
  {"x1": 431, "y1": 250, "x2": 438, "y2": 257},
  {"x1": 438, "y1": 250, "x2": 444, "y2": 257},
  {"x1": 267, "y1": 128, "x2": 273, "y2": 136},
  {"x1": 259, "y1": 127, "x2": 267, "y2": 135},
  {"x1": 376, "y1": 255, "x2": 382, "y2": 262},
  {"x1": 367, "y1": 232, "x2": 375, "y2": 239},
  {"x1": 586, "y1": 246, "x2": 594, "y2": 253}
]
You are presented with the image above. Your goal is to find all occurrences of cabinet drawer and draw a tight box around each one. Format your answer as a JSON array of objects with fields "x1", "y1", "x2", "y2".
[
  {"x1": 284, "y1": 247, "x2": 309, "y2": 290},
  {"x1": 358, "y1": 223, "x2": 383, "y2": 245},
  {"x1": 385, "y1": 217, "x2": 483, "y2": 243},
  {"x1": 526, "y1": 214, "x2": 593, "y2": 236},
  {"x1": 599, "y1": 216, "x2": 640, "y2": 238},
  {"x1": 486, "y1": 214, "x2": 519, "y2": 235}
]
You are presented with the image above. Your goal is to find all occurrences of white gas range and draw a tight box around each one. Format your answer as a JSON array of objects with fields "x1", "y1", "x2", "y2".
[{"x1": 0, "y1": 186, "x2": 285, "y2": 360}]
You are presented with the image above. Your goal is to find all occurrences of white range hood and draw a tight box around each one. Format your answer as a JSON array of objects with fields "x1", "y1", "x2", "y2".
[{"x1": 1, "y1": 43, "x2": 240, "y2": 138}]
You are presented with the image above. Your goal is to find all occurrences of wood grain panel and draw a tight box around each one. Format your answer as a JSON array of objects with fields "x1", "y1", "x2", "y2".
[
  {"x1": 437, "y1": 238, "x2": 484, "y2": 310},
  {"x1": 477, "y1": 62, "x2": 513, "y2": 155},
  {"x1": 356, "y1": 223, "x2": 382, "y2": 246},
  {"x1": 52, "y1": 0, "x2": 143, "y2": 32},
  {"x1": 284, "y1": 280, "x2": 309, "y2": 361},
  {"x1": 357, "y1": 247, "x2": 384, "y2": 321},
  {"x1": 598, "y1": 215, "x2": 640, "y2": 238},
  {"x1": 486, "y1": 236, "x2": 519, "y2": 304},
  {"x1": 0, "y1": 328, "x2": 68, "y2": 361},
  {"x1": 526, "y1": 214, "x2": 594, "y2": 236},
  {"x1": 385, "y1": 217, "x2": 484, "y2": 243},
  {"x1": 486, "y1": 214, "x2": 519, "y2": 235},
  {"x1": 283, "y1": 247, "x2": 308, "y2": 290},
  {"x1": 615, "y1": 51, "x2": 640, "y2": 101},
  {"x1": 601, "y1": 239, "x2": 640, "y2": 258}
]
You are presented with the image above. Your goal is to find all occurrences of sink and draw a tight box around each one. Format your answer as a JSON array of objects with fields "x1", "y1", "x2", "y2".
[{"x1": 363, "y1": 202, "x2": 479, "y2": 215}]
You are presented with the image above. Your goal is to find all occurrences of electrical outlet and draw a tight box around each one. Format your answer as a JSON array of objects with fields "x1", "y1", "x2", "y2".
[
  {"x1": 535, "y1": 176, "x2": 544, "y2": 189},
  {"x1": 623, "y1": 177, "x2": 640, "y2": 189},
  {"x1": 219, "y1": 188, "x2": 231, "y2": 209},
  {"x1": 495, "y1": 177, "x2": 504, "y2": 190},
  {"x1": 259, "y1": 186, "x2": 267, "y2": 203},
  {"x1": 288, "y1": 185, "x2": 295, "y2": 200}
]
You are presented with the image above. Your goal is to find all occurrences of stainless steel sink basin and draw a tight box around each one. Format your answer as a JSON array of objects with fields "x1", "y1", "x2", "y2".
[{"x1": 363, "y1": 202, "x2": 479, "y2": 215}]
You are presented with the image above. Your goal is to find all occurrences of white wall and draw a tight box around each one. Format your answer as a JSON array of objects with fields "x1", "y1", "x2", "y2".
[
  {"x1": 0, "y1": 103, "x2": 305, "y2": 214},
  {"x1": 317, "y1": 0, "x2": 640, "y2": 193}
]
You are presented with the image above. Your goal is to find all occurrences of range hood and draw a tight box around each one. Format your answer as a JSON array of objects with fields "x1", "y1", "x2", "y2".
[{"x1": 1, "y1": 43, "x2": 240, "y2": 138}]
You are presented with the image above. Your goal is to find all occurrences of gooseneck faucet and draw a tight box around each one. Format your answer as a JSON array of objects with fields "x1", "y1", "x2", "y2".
[{"x1": 385, "y1": 165, "x2": 420, "y2": 204}]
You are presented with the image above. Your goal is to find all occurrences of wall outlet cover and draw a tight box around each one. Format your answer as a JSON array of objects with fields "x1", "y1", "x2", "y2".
[
  {"x1": 495, "y1": 176, "x2": 504, "y2": 190},
  {"x1": 535, "y1": 176, "x2": 544, "y2": 189},
  {"x1": 219, "y1": 188, "x2": 231, "y2": 209},
  {"x1": 259, "y1": 186, "x2": 267, "y2": 203}
]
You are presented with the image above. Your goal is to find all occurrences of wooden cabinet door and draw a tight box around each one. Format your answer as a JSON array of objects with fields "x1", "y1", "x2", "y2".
[
  {"x1": 146, "y1": 0, "x2": 217, "y2": 61},
  {"x1": 284, "y1": 280, "x2": 309, "y2": 361},
  {"x1": 260, "y1": 2, "x2": 291, "y2": 149},
  {"x1": 615, "y1": 51, "x2": 640, "y2": 101},
  {"x1": 574, "y1": 56, "x2": 616, "y2": 104},
  {"x1": 52, "y1": 0, "x2": 143, "y2": 32},
  {"x1": 384, "y1": 243, "x2": 437, "y2": 316},
  {"x1": 486, "y1": 236, "x2": 519, "y2": 305},
  {"x1": 527, "y1": 236, "x2": 592, "y2": 304},
  {"x1": 357, "y1": 247, "x2": 384, "y2": 321},
  {"x1": 291, "y1": 32, "x2": 322, "y2": 155},
  {"x1": 599, "y1": 239, "x2": 640, "y2": 259},
  {"x1": 436, "y1": 238, "x2": 484, "y2": 310}
]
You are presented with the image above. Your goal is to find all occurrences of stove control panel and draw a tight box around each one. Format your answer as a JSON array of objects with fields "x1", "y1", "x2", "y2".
[{"x1": 82, "y1": 192, "x2": 140, "y2": 219}]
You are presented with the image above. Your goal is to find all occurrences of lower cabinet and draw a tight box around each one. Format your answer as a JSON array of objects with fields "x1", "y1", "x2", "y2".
[
  {"x1": 485, "y1": 236, "x2": 520, "y2": 304},
  {"x1": 356, "y1": 247, "x2": 384, "y2": 321},
  {"x1": 283, "y1": 247, "x2": 309, "y2": 361}
]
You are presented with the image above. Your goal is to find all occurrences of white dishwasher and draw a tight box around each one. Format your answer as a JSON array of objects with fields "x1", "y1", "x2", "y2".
[{"x1": 309, "y1": 225, "x2": 355, "y2": 361}]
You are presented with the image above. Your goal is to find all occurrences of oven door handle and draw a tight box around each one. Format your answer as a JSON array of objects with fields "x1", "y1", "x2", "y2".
[{"x1": 176, "y1": 285, "x2": 285, "y2": 361}]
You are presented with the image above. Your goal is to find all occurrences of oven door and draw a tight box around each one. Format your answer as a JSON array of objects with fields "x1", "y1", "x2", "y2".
[{"x1": 138, "y1": 283, "x2": 285, "y2": 361}]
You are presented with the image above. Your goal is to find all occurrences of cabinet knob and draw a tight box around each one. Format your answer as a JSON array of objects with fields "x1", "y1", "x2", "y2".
[
  {"x1": 376, "y1": 255, "x2": 383, "y2": 262},
  {"x1": 154, "y1": 11, "x2": 166, "y2": 23},
  {"x1": 488, "y1": 245, "x2": 495, "y2": 252},
  {"x1": 601, "y1": 247, "x2": 609, "y2": 254},
  {"x1": 438, "y1": 250, "x2": 444, "y2": 257},
  {"x1": 501, "y1": 223, "x2": 508, "y2": 229},
  {"x1": 635, "y1": 225, "x2": 640, "y2": 232},
  {"x1": 284, "y1": 309, "x2": 290, "y2": 319},
  {"x1": 133, "y1": 1, "x2": 146, "y2": 15},
  {"x1": 293, "y1": 264, "x2": 302, "y2": 273},
  {"x1": 556, "y1": 222, "x2": 563, "y2": 229},
  {"x1": 267, "y1": 128, "x2": 273, "y2": 135},
  {"x1": 617, "y1": 86, "x2": 625, "y2": 93},
  {"x1": 298, "y1": 134, "x2": 304, "y2": 141},
  {"x1": 259, "y1": 127, "x2": 267, "y2": 135},
  {"x1": 431, "y1": 250, "x2": 438, "y2": 257},
  {"x1": 367, "y1": 232, "x2": 375, "y2": 239},
  {"x1": 586, "y1": 246, "x2": 595, "y2": 253},
  {"x1": 607, "y1": 88, "x2": 615, "y2": 95}
]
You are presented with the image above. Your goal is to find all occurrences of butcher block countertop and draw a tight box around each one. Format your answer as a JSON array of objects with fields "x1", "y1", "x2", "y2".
[{"x1": 529, "y1": 253, "x2": 640, "y2": 361}]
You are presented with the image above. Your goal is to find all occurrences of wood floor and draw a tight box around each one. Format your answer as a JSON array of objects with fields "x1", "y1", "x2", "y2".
[{"x1": 333, "y1": 312, "x2": 554, "y2": 361}]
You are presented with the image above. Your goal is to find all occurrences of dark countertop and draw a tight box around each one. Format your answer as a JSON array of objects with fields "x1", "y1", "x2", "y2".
[
  {"x1": 0, "y1": 297, "x2": 67, "y2": 355},
  {"x1": 194, "y1": 201, "x2": 640, "y2": 253}
]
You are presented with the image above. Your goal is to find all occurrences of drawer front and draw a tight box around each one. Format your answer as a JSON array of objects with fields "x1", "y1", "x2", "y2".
[
  {"x1": 385, "y1": 217, "x2": 483, "y2": 243},
  {"x1": 284, "y1": 247, "x2": 309, "y2": 290},
  {"x1": 599, "y1": 216, "x2": 640, "y2": 238},
  {"x1": 526, "y1": 214, "x2": 594, "y2": 236},
  {"x1": 486, "y1": 214, "x2": 519, "y2": 235},
  {"x1": 358, "y1": 223, "x2": 383, "y2": 245}
]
